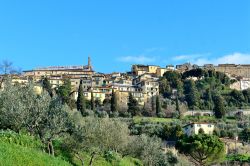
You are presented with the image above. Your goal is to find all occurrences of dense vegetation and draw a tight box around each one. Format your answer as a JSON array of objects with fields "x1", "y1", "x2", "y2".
[
  {"x1": 0, "y1": 78, "x2": 192, "y2": 166},
  {"x1": 159, "y1": 69, "x2": 250, "y2": 118}
]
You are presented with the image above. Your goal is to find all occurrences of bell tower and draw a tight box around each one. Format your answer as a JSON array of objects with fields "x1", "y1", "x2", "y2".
[{"x1": 88, "y1": 56, "x2": 92, "y2": 70}]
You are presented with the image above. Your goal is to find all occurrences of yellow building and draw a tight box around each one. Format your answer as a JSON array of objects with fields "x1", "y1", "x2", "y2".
[
  {"x1": 156, "y1": 68, "x2": 169, "y2": 77},
  {"x1": 73, "y1": 91, "x2": 106, "y2": 103},
  {"x1": 132, "y1": 64, "x2": 160, "y2": 76},
  {"x1": 11, "y1": 76, "x2": 29, "y2": 85},
  {"x1": 116, "y1": 90, "x2": 146, "y2": 106}
]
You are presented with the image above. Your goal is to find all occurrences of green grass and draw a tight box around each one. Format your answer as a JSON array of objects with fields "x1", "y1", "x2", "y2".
[
  {"x1": 71, "y1": 152, "x2": 142, "y2": 166},
  {"x1": 133, "y1": 116, "x2": 178, "y2": 124},
  {"x1": 181, "y1": 115, "x2": 217, "y2": 123},
  {"x1": 0, "y1": 142, "x2": 71, "y2": 166}
]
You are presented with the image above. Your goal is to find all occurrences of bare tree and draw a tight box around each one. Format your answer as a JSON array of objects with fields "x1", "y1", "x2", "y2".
[{"x1": 0, "y1": 60, "x2": 13, "y2": 74}]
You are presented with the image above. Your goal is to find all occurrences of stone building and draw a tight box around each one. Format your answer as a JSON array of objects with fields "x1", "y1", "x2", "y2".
[
  {"x1": 214, "y1": 64, "x2": 250, "y2": 78},
  {"x1": 23, "y1": 57, "x2": 94, "y2": 80}
]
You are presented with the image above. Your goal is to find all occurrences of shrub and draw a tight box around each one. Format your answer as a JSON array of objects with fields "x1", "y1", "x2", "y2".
[{"x1": 0, "y1": 130, "x2": 42, "y2": 149}]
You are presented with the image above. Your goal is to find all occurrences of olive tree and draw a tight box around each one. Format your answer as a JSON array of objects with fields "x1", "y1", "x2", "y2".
[
  {"x1": 0, "y1": 81, "x2": 72, "y2": 156},
  {"x1": 65, "y1": 117, "x2": 130, "y2": 165}
]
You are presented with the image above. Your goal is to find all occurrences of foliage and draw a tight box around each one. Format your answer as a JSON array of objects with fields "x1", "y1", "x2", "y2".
[
  {"x1": 156, "y1": 95, "x2": 162, "y2": 117},
  {"x1": 184, "y1": 79, "x2": 200, "y2": 109},
  {"x1": 0, "y1": 141, "x2": 71, "y2": 166},
  {"x1": 159, "y1": 69, "x2": 248, "y2": 111},
  {"x1": 226, "y1": 154, "x2": 250, "y2": 163},
  {"x1": 128, "y1": 93, "x2": 140, "y2": 116},
  {"x1": 0, "y1": 81, "x2": 50, "y2": 132},
  {"x1": 0, "y1": 81, "x2": 72, "y2": 156},
  {"x1": 0, "y1": 130, "x2": 42, "y2": 149},
  {"x1": 182, "y1": 68, "x2": 205, "y2": 79},
  {"x1": 76, "y1": 80, "x2": 86, "y2": 116},
  {"x1": 42, "y1": 77, "x2": 53, "y2": 97},
  {"x1": 70, "y1": 151, "x2": 142, "y2": 166},
  {"x1": 213, "y1": 94, "x2": 225, "y2": 118},
  {"x1": 126, "y1": 134, "x2": 170, "y2": 166},
  {"x1": 57, "y1": 78, "x2": 72, "y2": 106},
  {"x1": 159, "y1": 124, "x2": 184, "y2": 141},
  {"x1": 110, "y1": 89, "x2": 118, "y2": 112},
  {"x1": 229, "y1": 89, "x2": 245, "y2": 108},
  {"x1": 163, "y1": 71, "x2": 182, "y2": 89},
  {"x1": 243, "y1": 88, "x2": 250, "y2": 103},
  {"x1": 91, "y1": 91, "x2": 95, "y2": 111},
  {"x1": 176, "y1": 134, "x2": 225, "y2": 165},
  {"x1": 239, "y1": 127, "x2": 250, "y2": 143},
  {"x1": 159, "y1": 78, "x2": 171, "y2": 98}
]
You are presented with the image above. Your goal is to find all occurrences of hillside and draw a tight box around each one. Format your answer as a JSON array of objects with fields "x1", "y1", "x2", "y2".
[{"x1": 0, "y1": 142, "x2": 71, "y2": 166}]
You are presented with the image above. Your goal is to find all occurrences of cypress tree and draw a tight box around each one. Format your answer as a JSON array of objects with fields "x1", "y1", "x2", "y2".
[
  {"x1": 176, "y1": 96, "x2": 180, "y2": 113},
  {"x1": 184, "y1": 80, "x2": 200, "y2": 109},
  {"x1": 128, "y1": 93, "x2": 140, "y2": 116},
  {"x1": 57, "y1": 78, "x2": 71, "y2": 105},
  {"x1": 156, "y1": 95, "x2": 161, "y2": 116},
  {"x1": 76, "y1": 80, "x2": 86, "y2": 116},
  {"x1": 42, "y1": 77, "x2": 53, "y2": 97},
  {"x1": 213, "y1": 94, "x2": 225, "y2": 118},
  {"x1": 91, "y1": 91, "x2": 95, "y2": 111},
  {"x1": 204, "y1": 88, "x2": 213, "y2": 110},
  {"x1": 111, "y1": 89, "x2": 118, "y2": 112},
  {"x1": 151, "y1": 96, "x2": 155, "y2": 113}
]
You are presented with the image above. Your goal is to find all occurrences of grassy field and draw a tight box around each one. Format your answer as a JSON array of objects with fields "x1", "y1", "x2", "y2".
[
  {"x1": 0, "y1": 142, "x2": 71, "y2": 166},
  {"x1": 133, "y1": 115, "x2": 238, "y2": 125},
  {"x1": 71, "y1": 152, "x2": 142, "y2": 166},
  {"x1": 133, "y1": 116, "x2": 178, "y2": 124}
]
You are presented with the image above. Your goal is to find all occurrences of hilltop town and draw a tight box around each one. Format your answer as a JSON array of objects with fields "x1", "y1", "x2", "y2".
[
  {"x1": 2, "y1": 57, "x2": 250, "y2": 108},
  {"x1": 1, "y1": 57, "x2": 250, "y2": 165}
]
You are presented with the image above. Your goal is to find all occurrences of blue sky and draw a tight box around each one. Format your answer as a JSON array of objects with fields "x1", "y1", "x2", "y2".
[{"x1": 0, "y1": 0, "x2": 249, "y2": 73}]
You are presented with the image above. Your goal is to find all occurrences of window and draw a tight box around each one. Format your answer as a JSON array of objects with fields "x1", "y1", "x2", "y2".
[
  {"x1": 208, "y1": 124, "x2": 212, "y2": 127},
  {"x1": 197, "y1": 124, "x2": 201, "y2": 127}
]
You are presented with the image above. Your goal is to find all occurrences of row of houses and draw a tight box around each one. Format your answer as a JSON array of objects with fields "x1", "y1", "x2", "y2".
[
  {"x1": 2, "y1": 58, "x2": 250, "y2": 106},
  {"x1": 1, "y1": 58, "x2": 164, "y2": 107}
]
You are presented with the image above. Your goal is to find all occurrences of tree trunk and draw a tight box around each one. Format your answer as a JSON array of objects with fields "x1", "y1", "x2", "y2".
[
  {"x1": 75, "y1": 153, "x2": 84, "y2": 166},
  {"x1": 48, "y1": 141, "x2": 54, "y2": 156},
  {"x1": 47, "y1": 142, "x2": 51, "y2": 155},
  {"x1": 89, "y1": 152, "x2": 96, "y2": 166}
]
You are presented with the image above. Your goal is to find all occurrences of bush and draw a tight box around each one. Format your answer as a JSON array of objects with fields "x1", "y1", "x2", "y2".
[
  {"x1": 0, "y1": 130, "x2": 42, "y2": 149},
  {"x1": 103, "y1": 151, "x2": 121, "y2": 164},
  {"x1": 96, "y1": 111, "x2": 108, "y2": 118},
  {"x1": 226, "y1": 154, "x2": 250, "y2": 162}
]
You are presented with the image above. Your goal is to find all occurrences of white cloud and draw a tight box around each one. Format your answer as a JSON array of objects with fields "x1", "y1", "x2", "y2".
[
  {"x1": 172, "y1": 55, "x2": 191, "y2": 61},
  {"x1": 191, "y1": 52, "x2": 250, "y2": 65},
  {"x1": 172, "y1": 53, "x2": 210, "y2": 61},
  {"x1": 117, "y1": 55, "x2": 156, "y2": 64},
  {"x1": 172, "y1": 52, "x2": 250, "y2": 65}
]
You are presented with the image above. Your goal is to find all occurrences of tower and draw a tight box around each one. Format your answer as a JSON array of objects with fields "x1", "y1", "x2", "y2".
[{"x1": 88, "y1": 56, "x2": 92, "y2": 70}]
